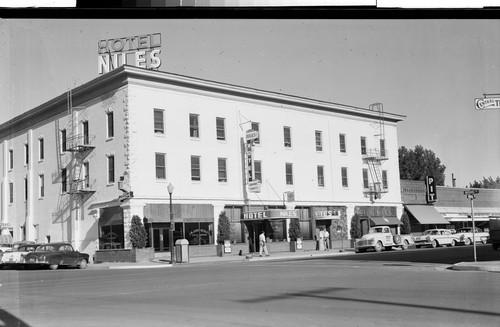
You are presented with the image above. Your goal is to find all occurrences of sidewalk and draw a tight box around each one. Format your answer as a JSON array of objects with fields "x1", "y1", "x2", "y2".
[{"x1": 88, "y1": 249, "x2": 500, "y2": 272}]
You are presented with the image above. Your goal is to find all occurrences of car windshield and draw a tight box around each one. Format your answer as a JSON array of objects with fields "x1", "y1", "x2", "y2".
[
  {"x1": 369, "y1": 228, "x2": 384, "y2": 233},
  {"x1": 36, "y1": 245, "x2": 56, "y2": 252}
]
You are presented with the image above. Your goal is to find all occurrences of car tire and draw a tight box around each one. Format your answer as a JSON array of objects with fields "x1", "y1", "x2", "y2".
[
  {"x1": 374, "y1": 241, "x2": 383, "y2": 252},
  {"x1": 78, "y1": 259, "x2": 88, "y2": 269},
  {"x1": 464, "y1": 238, "x2": 472, "y2": 246},
  {"x1": 431, "y1": 240, "x2": 438, "y2": 248},
  {"x1": 401, "y1": 240, "x2": 409, "y2": 250},
  {"x1": 415, "y1": 245, "x2": 421, "y2": 249},
  {"x1": 451, "y1": 240, "x2": 456, "y2": 247},
  {"x1": 393, "y1": 235, "x2": 402, "y2": 244},
  {"x1": 481, "y1": 239, "x2": 487, "y2": 245},
  {"x1": 49, "y1": 264, "x2": 58, "y2": 270}
]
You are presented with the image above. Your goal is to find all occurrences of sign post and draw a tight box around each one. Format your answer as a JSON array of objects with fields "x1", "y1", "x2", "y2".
[{"x1": 464, "y1": 190, "x2": 479, "y2": 262}]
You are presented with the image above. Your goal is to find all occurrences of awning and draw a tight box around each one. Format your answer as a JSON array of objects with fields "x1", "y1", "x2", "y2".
[
  {"x1": 405, "y1": 205, "x2": 449, "y2": 225},
  {"x1": 0, "y1": 234, "x2": 13, "y2": 245},
  {"x1": 370, "y1": 217, "x2": 402, "y2": 226}
]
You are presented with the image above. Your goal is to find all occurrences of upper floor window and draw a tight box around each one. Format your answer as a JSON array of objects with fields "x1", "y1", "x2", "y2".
[
  {"x1": 8, "y1": 149, "x2": 13, "y2": 170},
  {"x1": 216, "y1": 117, "x2": 226, "y2": 141},
  {"x1": 82, "y1": 121, "x2": 90, "y2": 145},
  {"x1": 24, "y1": 177, "x2": 28, "y2": 201},
  {"x1": 155, "y1": 153, "x2": 166, "y2": 180},
  {"x1": 218, "y1": 158, "x2": 227, "y2": 182},
  {"x1": 360, "y1": 137, "x2": 367, "y2": 155},
  {"x1": 339, "y1": 134, "x2": 346, "y2": 153},
  {"x1": 83, "y1": 162, "x2": 90, "y2": 189},
  {"x1": 107, "y1": 155, "x2": 115, "y2": 184},
  {"x1": 254, "y1": 160, "x2": 262, "y2": 182},
  {"x1": 317, "y1": 165, "x2": 324, "y2": 187},
  {"x1": 61, "y1": 129, "x2": 67, "y2": 152},
  {"x1": 341, "y1": 167, "x2": 348, "y2": 188},
  {"x1": 154, "y1": 109, "x2": 164, "y2": 134},
  {"x1": 61, "y1": 168, "x2": 67, "y2": 193},
  {"x1": 39, "y1": 138, "x2": 44, "y2": 161},
  {"x1": 362, "y1": 168, "x2": 369, "y2": 189},
  {"x1": 39, "y1": 174, "x2": 45, "y2": 198},
  {"x1": 191, "y1": 156, "x2": 201, "y2": 181},
  {"x1": 190, "y1": 114, "x2": 200, "y2": 138},
  {"x1": 315, "y1": 130, "x2": 323, "y2": 151},
  {"x1": 9, "y1": 182, "x2": 14, "y2": 203},
  {"x1": 107, "y1": 111, "x2": 114, "y2": 138},
  {"x1": 284, "y1": 126, "x2": 292, "y2": 148},
  {"x1": 24, "y1": 144, "x2": 29, "y2": 165},
  {"x1": 251, "y1": 122, "x2": 260, "y2": 144},
  {"x1": 380, "y1": 139, "x2": 386, "y2": 157},
  {"x1": 382, "y1": 170, "x2": 388, "y2": 189},
  {"x1": 285, "y1": 163, "x2": 293, "y2": 185}
]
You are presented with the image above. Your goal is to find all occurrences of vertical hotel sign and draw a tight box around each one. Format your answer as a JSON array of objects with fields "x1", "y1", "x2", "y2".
[{"x1": 98, "y1": 33, "x2": 162, "y2": 74}]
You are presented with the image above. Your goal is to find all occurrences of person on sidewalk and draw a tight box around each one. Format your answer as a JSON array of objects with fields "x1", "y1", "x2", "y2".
[
  {"x1": 259, "y1": 231, "x2": 269, "y2": 257},
  {"x1": 323, "y1": 229, "x2": 330, "y2": 251}
]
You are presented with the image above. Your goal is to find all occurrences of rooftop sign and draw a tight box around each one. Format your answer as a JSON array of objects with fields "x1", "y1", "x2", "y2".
[
  {"x1": 98, "y1": 33, "x2": 162, "y2": 74},
  {"x1": 475, "y1": 97, "x2": 500, "y2": 110}
]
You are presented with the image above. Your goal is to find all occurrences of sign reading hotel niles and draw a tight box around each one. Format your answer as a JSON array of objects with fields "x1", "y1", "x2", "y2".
[{"x1": 98, "y1": 33, "x2": 162, "y2": 74}]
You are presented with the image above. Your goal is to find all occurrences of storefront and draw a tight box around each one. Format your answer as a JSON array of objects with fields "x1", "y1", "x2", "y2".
[
  {"x1": 98, "y1": 206, "x2": 125, "y2": 250},
  {"x1": 354, "y1": 206, "x2": 401, "y2": 235}
]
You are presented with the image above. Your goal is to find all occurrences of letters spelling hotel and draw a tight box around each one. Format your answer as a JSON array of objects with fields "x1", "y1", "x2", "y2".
[{"x1": 0, "y1": 33, "x2": 407, "y2": 260}]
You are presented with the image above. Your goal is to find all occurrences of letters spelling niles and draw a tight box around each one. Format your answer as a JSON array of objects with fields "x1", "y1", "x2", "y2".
[{"x1": 98, "y1": 33, "x2": 161, "y2": 54}]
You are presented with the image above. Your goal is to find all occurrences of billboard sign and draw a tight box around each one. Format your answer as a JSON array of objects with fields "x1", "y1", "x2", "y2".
[{"x1": 475, "y1": 97, "x2": 500, "y2": 110}]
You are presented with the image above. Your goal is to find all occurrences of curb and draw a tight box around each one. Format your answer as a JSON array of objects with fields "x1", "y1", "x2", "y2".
[{"x1": 452, "y1": 261, "x2": 500, "y2": 272}]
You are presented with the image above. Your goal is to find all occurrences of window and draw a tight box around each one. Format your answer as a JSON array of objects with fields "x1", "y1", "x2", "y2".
[
  {"x1": 9, "y1": 182, "x2": 13, "y2": 203},
  {"x1": 362, "y1": 168, "x2": 369, "y2": 189},
  {"x1": 107, "y1": 155, "x2": 115, "y2": 184},
  {"x1": 216, "y1": 117, "x2": 225, "y2": 140},
  {"x1": 61, "y1": 168, "x2": 67, "y2": 193},
  {"x1": 24, "y1": 177, "x2": 28, "y2": 201},
  {"x1": 154, "y1": 109, "x2": 164, "y2": 134},
  {"x1": 251, "y1": 122, "x2": 260, "y2": 144},
  {"x1": 218, "y1": 158, "x2": 227, "y2": 182},
  {"x1": 189, "y1": 114, "x2": 199, "y2": 138},
  {"x1": 339, "y1": 134, "x2": 346, "y2": 153},
  {"x1": 39, "y1": 138, "x2": 44, "y2": 161},
  {"x1": 155, "y1": 153, "x2": 166, "y2": 179},
  {"x1": 61, "y1": 129, "x2": 67, "y2": 152},
  {"x1": 317, "y1": 165, "x2": 324, "y2": 187},
  {"x1": 82, "y1": 121, "x2": 89, "y2": 145},
  {"x1": 285, "y1": 163, "x2": 293, "y2": 185},
  {"x1": 8, "y1": 149, "x2": 13, "y2": 170},
  {"x1": 284, "y1": 126, "x2": 292, "y2": 147},
  {"x1": 24, "y1": 144, "x2": 29, "y2": 165},
  {"x1": 380, "y1": 139, "x2": 386, "y2": 157},
  {"x1": 341, "y1": 167, "x2": 348, "y2": 187},
  {"x1": 191, "y1": 156, "x2": 201, "y2": 181},
  {"x1": 254, "y1": 160, "x2": 262, "y2": 182},
  {"x1": 315, "y1": 130, "x2": 323, "y2": 151},
  {"x1": 82, "y1": 162, "x2": 89, "y2": 188},
  {"x1": 382, "y1": 170, "x2": 388, "y2": 189},
  {"x1": 39, "y1": 174, "x2": 45, "y2": 198},
  {"x1": 361, "y1": 137, "x2": 367, "y2": 155},
  {"x1": 107, "y1": 111, "x2": 114, "y2": 138}
]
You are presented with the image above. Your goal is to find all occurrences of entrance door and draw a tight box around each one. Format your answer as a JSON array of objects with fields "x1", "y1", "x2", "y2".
[{"x1": 152, "y1": 228, "x2": 170, "y2": 252}]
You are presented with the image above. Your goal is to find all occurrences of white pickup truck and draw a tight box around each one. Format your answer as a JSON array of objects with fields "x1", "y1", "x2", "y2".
[
  {"x1": 455, "y1": 227, "x2": 489, "y2": 245},
  {"x1": 354, "y1": 226, "x2": 412, "y2": 253}
]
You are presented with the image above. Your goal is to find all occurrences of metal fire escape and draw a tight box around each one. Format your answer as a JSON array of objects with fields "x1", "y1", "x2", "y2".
[{"x1": 363, "y1": 103, "x2": 388, "y2": 200}]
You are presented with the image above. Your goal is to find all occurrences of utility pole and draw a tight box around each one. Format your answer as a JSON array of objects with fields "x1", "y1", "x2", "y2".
[{"x1": 464, "y1": 190, "x2": 479, "y2": 262}]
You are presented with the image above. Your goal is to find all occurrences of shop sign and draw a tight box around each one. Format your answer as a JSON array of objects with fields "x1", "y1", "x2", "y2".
[
  {"x1": 248, "y1": 180, "x2": 261, "y2": 193},
  {"x1": 246, "y1": 129, "x2": 259, "y2": 142},
  {"x1": 475, "y1": 97, "x2": 500, "y2": 110},
  {"x1": 245, "y1": 142, "x2": 254, "y2": 182},
  {"x1": 243, "y1": 211, "x2": 268, "y2": 220},
  {"x1": 242, "y1": 209, "x2": 298, "y2": 220},
  {"x1": 314, "y1": 209, "x2": 340, "y2": 219},
  {"x1": 355, "y1": 206, "x2": 396, "y2": 217},
  {"x1": 98, "y1": 33, "x2": 162, "y2": 74},
  {"x1": 0, "y1": 222, "x2": 13, "y2": 229},
  {"x1": 426, "y1": 176, "x2": 437, "y2": 203}
]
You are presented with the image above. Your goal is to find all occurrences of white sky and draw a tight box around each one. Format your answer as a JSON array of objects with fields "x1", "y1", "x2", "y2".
[{"x1": 1, "y1": 19, "x2": 499, "y2": 187}]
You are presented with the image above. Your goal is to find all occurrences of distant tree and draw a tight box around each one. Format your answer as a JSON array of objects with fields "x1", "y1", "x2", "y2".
[
  {"x1": 350, "y1": 214, "x2": 362, "y2": 239},
  {"x1": 129, "y1": 215, "x2": 148, "y2": 249},
  {"x1": 400, "y1": 211, "x2": 412, "y2": 235},
  {"x1": 398, "y1": 145, "x2": 446, "y2": 185},
  {"x1": 217, "y1": 211, "x2": 231, "y2": 244},
  {"x1": 469, "y1": 176, "x2": 500, "y2": 189}
]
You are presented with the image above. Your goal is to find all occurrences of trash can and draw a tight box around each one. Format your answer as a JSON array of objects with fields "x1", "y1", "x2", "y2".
[{"x1": 175, "y1": 239, "x2": 189, "y2": 263}]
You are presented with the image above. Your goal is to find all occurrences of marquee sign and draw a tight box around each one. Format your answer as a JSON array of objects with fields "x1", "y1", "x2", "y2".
[{"x1": 98, "y1": 33, "x2": 162, "y2": 74}]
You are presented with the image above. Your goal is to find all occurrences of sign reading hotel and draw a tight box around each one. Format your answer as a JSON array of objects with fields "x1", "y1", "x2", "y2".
[
  {"x1": 98, "y1": 33, "x2": 162, "y2": 74},
  {"x1": 243, "y1": 209, "x2": 298, "y2": 220},
  {"x1": 475, "y1": 97, "x2": 500, "y2": 110}
]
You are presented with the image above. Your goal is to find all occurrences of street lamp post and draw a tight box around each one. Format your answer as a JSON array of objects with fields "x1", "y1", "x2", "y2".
[
  {"x1": 168, "y1": 183, "x2": 175, "y2": 264},
  {"x1": 464, "y1": 190, "x2": 479, "y2": 262}
]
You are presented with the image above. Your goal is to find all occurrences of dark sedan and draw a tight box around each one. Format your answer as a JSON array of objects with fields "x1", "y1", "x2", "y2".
[{"x1": 23, "y1": 242, "x2": 90, "y2": 270}]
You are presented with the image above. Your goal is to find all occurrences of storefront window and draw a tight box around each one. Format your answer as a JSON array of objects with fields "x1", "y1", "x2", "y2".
[
  {"x1": 185, "y1": 222, "x2": 212, "y2": 245},
  {"x1": 99, "y1": 207, "x2": 124, "y2": 249},
  {"x1": 269, "y1": 220, "x2": 286, "y2": 241}
]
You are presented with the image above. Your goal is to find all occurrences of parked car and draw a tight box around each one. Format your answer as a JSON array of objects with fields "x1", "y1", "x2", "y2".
[
  {"x1": 354, "y1": 226, "x2": 411, "y2": 253},
  {"x1": 0, "y1": 244, "x2": 12, "y2": 253},
  {"x1": 413, "y1": 229, "x2": 459, "y2": 248},
  {"x1": 455, "y1": 227, "x2": 489, "y2": 245},
  {"x1": 1, "y1": 243, "x2": 42, "y2": 268},
  {"x1": 23, "y1": 243, "x2": 90, "y2": 270}
]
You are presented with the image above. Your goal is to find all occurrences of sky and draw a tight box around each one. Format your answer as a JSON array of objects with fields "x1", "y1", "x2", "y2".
[{"x1": 0, "y1": 18, "x2": 499, "y2": 188}]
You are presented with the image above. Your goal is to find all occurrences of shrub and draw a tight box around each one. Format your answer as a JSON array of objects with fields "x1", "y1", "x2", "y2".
[
  {"x1": 129, "y1": 215, "x2": 148, "y2": 249},
  {"x1": 350, "y1": 214, "x2": 362, "y2": 239},
  {"x1": 288, "y1": 218, "x2": 302, "y2": 241},
  {"x1": 217, "y1": 211, "x2": 231, "y2": 245},
  {"x1": 400, "y1": 211, "x2": 412, "y2": 234}
]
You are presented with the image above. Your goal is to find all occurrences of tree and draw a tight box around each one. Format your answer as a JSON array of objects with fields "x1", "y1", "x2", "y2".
[
  {"x1": 469, "y1": 176, "x2": 500, "y2": 189},
  {"x1": 398, "y1": 145, "x2": 446, "y2": 185},
  {"x1": 129, "y1": 215, "x2": 148, "y2": 249},
  {"x1": 400, "y1": 211, "x2": 412, "y2": 235},
  {"x1": 350, "y1": 214, "x2": 362, "y2": 239},
  {"x1": 288, "y1": 218, "x2": 302, "y2": 241},
  {"x1": 217, "y1": 211, "x2": 231, "y2": 244}
]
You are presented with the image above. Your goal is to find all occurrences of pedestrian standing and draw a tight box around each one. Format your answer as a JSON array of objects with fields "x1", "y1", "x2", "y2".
[
  {"x1": 324, "y1": 229, "x2": 330, "y2": 250},
  {"x1": 259, "y1": 231, "x2": 269, "y2": 257}
]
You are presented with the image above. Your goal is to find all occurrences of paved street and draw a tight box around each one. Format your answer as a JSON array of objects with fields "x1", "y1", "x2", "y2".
[{"x1": 1, "y1": 245, "x2": 499, "y2": 327}]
